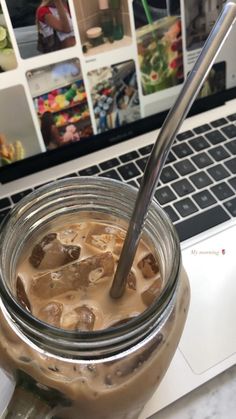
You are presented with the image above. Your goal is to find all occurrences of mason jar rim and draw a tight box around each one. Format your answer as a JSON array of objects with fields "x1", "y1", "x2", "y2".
[{"x1": 0, "y1": 177, "x2": 181, "y2": 359}]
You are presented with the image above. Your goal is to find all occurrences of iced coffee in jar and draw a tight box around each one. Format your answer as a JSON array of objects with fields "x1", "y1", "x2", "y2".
[{"x1": 0, "y1": 177, "x2": 190, "y2": 419}]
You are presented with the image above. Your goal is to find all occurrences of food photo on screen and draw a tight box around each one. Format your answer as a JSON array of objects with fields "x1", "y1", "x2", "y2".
[
  {"x1": 0, "y1": 1, "x2": 17, "y2": 71},
  {"x1": 133, "y1": 0, "x2": 184, "y2": 95}
]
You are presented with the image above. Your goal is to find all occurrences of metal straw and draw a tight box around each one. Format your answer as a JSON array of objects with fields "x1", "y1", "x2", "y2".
[{"x1": 110, "y1": 1, "x2": 236, "y2": 299}]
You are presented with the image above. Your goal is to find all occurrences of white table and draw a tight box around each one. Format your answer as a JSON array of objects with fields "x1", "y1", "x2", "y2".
[{"x1": 149, "y1": 364, "x2": 236, "y2": 419}]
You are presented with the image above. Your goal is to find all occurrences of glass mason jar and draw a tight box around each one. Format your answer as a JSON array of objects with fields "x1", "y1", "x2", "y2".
[{"x1": 0, "y1": 177, "x2": 190, "y2": 419}]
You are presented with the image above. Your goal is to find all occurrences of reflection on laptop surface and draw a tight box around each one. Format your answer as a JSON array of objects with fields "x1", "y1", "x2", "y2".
[{"x1": 0, "y1": 0, "x2": 235, "y2": 418}]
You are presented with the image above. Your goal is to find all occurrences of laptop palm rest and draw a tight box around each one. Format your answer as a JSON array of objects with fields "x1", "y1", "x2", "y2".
[
  {"x1": 179, "y1": 224, "x2": 236, "y2": 374},
  {"x1": 139, "y1": 224, "x2": 236, "y2": 418}
]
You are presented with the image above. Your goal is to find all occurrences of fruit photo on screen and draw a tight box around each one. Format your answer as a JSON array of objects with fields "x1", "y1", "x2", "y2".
[{"x1": 0, "y1": 1, "x2": 17, "y2": 72}]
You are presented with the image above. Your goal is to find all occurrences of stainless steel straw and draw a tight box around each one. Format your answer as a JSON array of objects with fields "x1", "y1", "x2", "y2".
[{"x1": 110, "y1": 1, "x2": 236, "y2": 298}]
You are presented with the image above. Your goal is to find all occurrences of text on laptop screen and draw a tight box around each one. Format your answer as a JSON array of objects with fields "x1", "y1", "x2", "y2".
[{"x1": 0, "y1": 0, "x2": 235, "y2": 174}]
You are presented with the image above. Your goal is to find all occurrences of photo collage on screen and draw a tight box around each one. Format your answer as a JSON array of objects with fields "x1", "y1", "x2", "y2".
[{"x1": 0, "y1": 0, "x2": 230, "y2": 168}]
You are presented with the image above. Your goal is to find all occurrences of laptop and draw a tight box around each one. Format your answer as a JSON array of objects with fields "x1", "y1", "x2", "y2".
[{"x1": 0, "y1": 0, "x2": 236, "y2": 417}]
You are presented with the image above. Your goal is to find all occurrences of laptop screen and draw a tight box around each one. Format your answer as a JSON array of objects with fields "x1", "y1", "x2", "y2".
[{"x1": 0, "y1": 0, "x2": 235, "y2": 182}]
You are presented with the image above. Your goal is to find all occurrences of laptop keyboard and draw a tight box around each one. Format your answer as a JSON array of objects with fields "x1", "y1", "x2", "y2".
[{"x1": 1, "y1": 113, "x2": 236, "y2": 242}]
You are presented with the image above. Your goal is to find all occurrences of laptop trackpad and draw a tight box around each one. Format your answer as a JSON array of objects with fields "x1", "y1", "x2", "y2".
[{"x1": 179, "y1": 224, "x2": 236, "y2": 374}]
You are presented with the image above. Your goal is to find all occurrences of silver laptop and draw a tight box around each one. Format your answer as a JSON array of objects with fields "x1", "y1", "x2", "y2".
[{"x1": 0, "y1": 0, "x2": 236, "y2": 417}]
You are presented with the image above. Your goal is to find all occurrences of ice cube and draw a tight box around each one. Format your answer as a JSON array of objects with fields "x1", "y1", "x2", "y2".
[
  {"x1": 70, "y1": 251, "x2": 114, "y2": 287},
  {"x1": 16, "y1": 276, "x2": 31, "y2": 312},
  {"x1": 89, "y1": 267, "x2": 104, "y2": 283},
  {"x1": 63, "y1": 244, "x2": 81, "y2": 263},
  {"x1": 137, "y1": 253, "x2": 159, "y2": 279},
  {"x1": 61, "y1": 310, "x2": 80, "y2": 330},
  {"x1": 61, "y1": 305, "x2": 95, "y2": 331},
  {"x1": 58, "y1": 227, "x2": 77, "y2": 243},
  {"x1": 75, "y1": 305, "x2": 95, "y2": 331},
  {"x1": 29, "y1": 233, "x2": 80, "y2": 270},
  {"x1": 29, "y1": 233, "x2": 57, "y2": 268},
  {"x1": 127, "y1": 271, "x2": 136, "y2": 291},
  {"x1": 30, "y1": 252, "x2": 114, "y2": 298},
  {"x1": 86, "y1": 229, "x2": 114, "y2": 251},
  {"x1": 113, "y1": 233, "x2": 124, "y2": 256},
  {"x1": 37, "y1": 302, "x2": 63, "y2": 327},
  {"x1": 86, "y1": 224, "x2": 125, "y2": 253},
  {"x1": 141, "y1": 279, "x2": 162, "y2": 306}
]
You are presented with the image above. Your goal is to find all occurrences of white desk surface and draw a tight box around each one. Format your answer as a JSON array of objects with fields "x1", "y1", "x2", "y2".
[{"x1": 148, "y1": 364, "x2": 236, "y2": 419}]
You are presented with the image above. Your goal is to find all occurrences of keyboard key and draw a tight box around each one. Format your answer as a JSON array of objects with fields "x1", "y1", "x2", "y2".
[
  {"x1": 191, "y1": 152, "x2": 213, "y2": 168},
  {"x1": 221, "y1": 124, "x2": 236, "y2": 139},
  {"x1": 171, "y1": 179, "x2": 195, "y2": 197},
  {"x1": 211, "y1": 182, "x2": 234, "y2": 200},
  {"x1": 99, "y1": 170, "x2": 122, "y2": 181},
  {"x1": 34, "y1": 178, "x2": 55, "y2": 189},
  {"x1": 193, "y1": 124, "x2": 211, "y2": 134},
  {"x1": 165, "y1": 151, "x2": 176, "y2": 164},
  {"x1": 228, "y1": 176, "x2": 236, "y2": 191},
  {"x1": 117, "y1": 162, "x2": 140, "y2": 180},
  {"x1": 190, "y1": 171, "x2": 213, "y2": 189},
  {"x1": 11, "y1": 189, "x2": 33, "y2": 204},
  {"x1": 176, "y1": 130, "x2": 194, "y2": 141},
  {"x1": 0, "y1": 208, "x2": 10, "y2": 225},
  {"x1": 79, "y1": 165, "x2": 100, "y2": 176},
  {"x1": 57, "y1": 173, "x2": 78, "y2": 180},
  {"x1": 136, "y1": 176, "x2": 142, "y2": 186},
  {"x1": 155, "y1": 186, "x2": 177, "y2": 205},
  {"x1": 205, "y1": 130, "x2": 226, "y2": 145},
  {"x1": 127, "y1": 180, "x2": 138, "y2": 188},
  {"x1": 224, "y1": 197, "x2": 236, "y2": 217},
  {"x1": 174, "y1": 159, "x2": 196, "y2": 176},
  {"x1": 224, "y1": 157, "x2": 236, "y2": 174},
  {"x1": 174, "y1": 198, "x2": 198, "y2": 217},
  {"x1": 139, "y1": 144, "x2": 153, "y2": 156},
  {"x1": 175, "y1": 206, "x2": 230, "y2": 241},
  {"x1": 227, "y1": 113, "x2": 236, "y2": 121},
  {"x1": 136, "y1": 157, "x2": 148, "y2": 172},
  {"x1": 225, "y1": 139, "x2": 236, "y2": 155},
  {"x1": 119, "y1": 150, "x2": 139, "y2": 163},
  {"x1": 211, "y1": 118, "x2": 227, "y2": 128},
  {"x1": 189, "y1": 136, "x2": 210, "y2": 151},
  {"x1": 34, "y1": 181, "x2": 54, "y2": 189},
  {"x1": 0, "y1": 197, "x2": 11, "y2": 210},
  {"x1": 207, "y1": 164, "x2": 230, "y2": 181},
  {"x1": 208, "y1": 146, "x2": 230, "y2": 162},
  {"x1": 160, "y1": 166, "x2": 179, "y2": 183},
  {"x1": 172, "y1": 143, "x2": 193, "y2": 159},
  {"x1": 192, "y1": 190, "x2": 217, "y2": 209},
  {"x1": 100, "y1": 158, "x2": 119, "y2": 171},
  {"x1": 163, "y1": 206, "x2": 180, "y2": 223}
]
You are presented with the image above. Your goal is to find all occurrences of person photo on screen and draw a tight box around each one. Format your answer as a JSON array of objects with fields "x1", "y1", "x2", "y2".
[
  {"x1": 41, "y1": 111, "x2": 80, "y2": 150},
  {"x1": 36, "y1": 0, "x2": 75, "y2": 54},
  {"x1": 41, "y1": 111, "x2": 64, "y2": 149}
]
